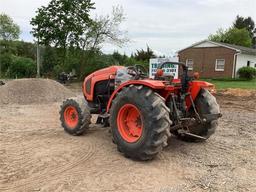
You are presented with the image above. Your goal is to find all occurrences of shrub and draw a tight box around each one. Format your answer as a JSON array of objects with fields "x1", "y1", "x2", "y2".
[
  {"x1": 42, "y1": 46, "x2": 58, "y2": 75},
  {"x1": 238, "y1": 66, "x2": 256, "y2": 80},
  {"x1": 8, "y1": 56, "x2": 36, "y2": 78},
  {"x1": 0, "y1": 53, "x2": 13, "y2": 75},
  {"x1": 53, "y1": 65, "x2": 64, "y2": 78}
]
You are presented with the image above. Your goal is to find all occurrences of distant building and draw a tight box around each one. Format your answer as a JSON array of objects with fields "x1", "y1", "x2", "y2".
[{"x1": 178, "y1": 40, "x2": 256, "y2": 78}]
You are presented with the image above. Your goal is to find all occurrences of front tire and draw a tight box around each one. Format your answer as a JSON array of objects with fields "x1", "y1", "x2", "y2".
[
  {"x1": 60, "y1": 97, "x2": 91, "y2": 136},
  {"x1": 110, "y1": 85, "x2": 171, "y2": 160}
]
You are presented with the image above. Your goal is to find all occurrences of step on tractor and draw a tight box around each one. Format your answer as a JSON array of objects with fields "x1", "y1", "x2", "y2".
[{"x1": 60, "y1": 62, "x2": 222, "y2": 160}]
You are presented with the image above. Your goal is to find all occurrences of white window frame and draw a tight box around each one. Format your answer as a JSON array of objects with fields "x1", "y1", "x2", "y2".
[
  {"x1": 215, "y1": 59, "x2": 225, "y2": 71},
  {"x1": 186, "y1": 59, "x2": 193, "y2": 71}
]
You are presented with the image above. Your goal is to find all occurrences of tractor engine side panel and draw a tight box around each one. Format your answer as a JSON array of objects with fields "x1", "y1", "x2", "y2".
[{"x1": 82, "y1": 66, "x2": 125, "y2": 101}]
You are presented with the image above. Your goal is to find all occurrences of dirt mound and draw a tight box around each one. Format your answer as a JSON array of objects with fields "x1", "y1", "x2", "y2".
[
  {"x1": 220, "y1": 88, "x2": 256, "y2": 97},
  {"x1": 0, "y1": 78, "x2": 75, "y2": 105}
]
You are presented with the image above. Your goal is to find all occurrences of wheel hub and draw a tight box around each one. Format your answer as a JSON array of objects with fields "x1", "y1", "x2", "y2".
[
  {"x1": 117, "y1": 104, "x2": 143, "y2": 143},
  {"x1": 64, "y1": 106, "x2": 79, "y2": 129}
]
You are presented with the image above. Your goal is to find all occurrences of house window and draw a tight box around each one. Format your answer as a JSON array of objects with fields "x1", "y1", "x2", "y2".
[
  {"x1": 186, "y1": 59, "x2": 193, "y2": 70},
  {"x1": 215, "y1": 59, "x2": 225, "y2": 71},
  {"x1": 247, "y1": 61, "x2": 250, "y2": 67}
]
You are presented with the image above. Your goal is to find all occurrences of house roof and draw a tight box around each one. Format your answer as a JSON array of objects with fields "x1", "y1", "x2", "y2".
[{"x1": 178, "y1": 40, "x2": 256, "y2": 56}]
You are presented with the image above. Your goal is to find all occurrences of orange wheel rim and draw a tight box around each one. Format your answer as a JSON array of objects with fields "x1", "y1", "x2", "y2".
[
  {"x1": 117, "y1": 104, "x2": 143, "y2": 143},
  {"x1": 64, "y1": 106, "x2": 79, "y2": 129}
]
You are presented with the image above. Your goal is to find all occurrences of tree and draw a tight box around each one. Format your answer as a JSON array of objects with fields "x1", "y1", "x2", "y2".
[
  {"x1": 79, "y1": 6, "x2": 128, "y2": 51},
  {"x1": 31, "y1": 0, "x2": 95, "y2": 50},
  {"x1": 112, "y1": 51, "x2": 123, "y2": 64},
  {"x1": 225, "y1": 28, "x2": 252, "y2": 47},
  {"x1": 210, "y1": 15, "x2": 256, "y2": 48},
  {"x1": 77, "y1": 6, "x2": 128, "y2": 76},
  {"x1": 112, "y1": 51, "x2": 128, "y2": 65},
  {"x1": 134, "y1": 46, "x2": 156, "y2": 61},
  {"x1": 233, "y1": 15, "x2": 256, "y2": 48},
  {"x1": 208, "y1": 28, "x2": 227, "y2": 42},
  {"x1": 233, "y1": 15, "x2": 255, "y2": 37},
  {"x1": 0, "y1": 14, "x2": 20, "y2": 77},
  {"x1": 0, "y1": 13, "x2": 20, "y2": 41},
  {"x1": 31, "y1": 2, "x2": 128, "y2": 76},
  {"x1": 15, "y1": 41, "x2": 36, "y2": 60},
  {"x1": 41, "y1": 46, "x2": 58, "y2": 75},
  {"x1": 8, "y1": 56, "x2": 36, "y2": 78},
  {"x1": 209, "y1": 27, "x2": 252, "y2": 47},
  {"x1": 0, "y1": 53, "x2": 13, "y2": 75}
]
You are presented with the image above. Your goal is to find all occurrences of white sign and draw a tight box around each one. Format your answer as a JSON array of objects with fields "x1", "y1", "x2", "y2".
[{"x1": 149, "y1": 57, "x2": 179, "y2": 78}]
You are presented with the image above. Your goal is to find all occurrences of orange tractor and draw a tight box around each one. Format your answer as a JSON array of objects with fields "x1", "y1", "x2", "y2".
[{"x1": 60, "y1": 62, "x2": 221, "y2": 160}]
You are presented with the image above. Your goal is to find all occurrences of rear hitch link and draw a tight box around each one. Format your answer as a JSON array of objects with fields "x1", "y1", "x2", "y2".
[
  {"x1": 169, "y1": 92, "x2": 222, "y2": 140},
  {"x1": 188, "y1": 93, "x2": 222, "y2": 123}
]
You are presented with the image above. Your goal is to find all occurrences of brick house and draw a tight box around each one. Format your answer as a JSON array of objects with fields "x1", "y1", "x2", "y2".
[{"x1": 178, "y1": 40, "x2": 256, "y2": 78}]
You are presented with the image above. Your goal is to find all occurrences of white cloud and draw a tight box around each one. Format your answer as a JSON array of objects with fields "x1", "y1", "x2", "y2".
[{"x1": 0, "y1": 0, "x2": 255, "y2": 54}]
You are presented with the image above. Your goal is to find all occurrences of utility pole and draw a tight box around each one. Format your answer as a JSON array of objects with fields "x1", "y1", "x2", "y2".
[
  {"x1": 0, "y1": 44, "x2": 2, "y2": 78},
  {"x1": 253, "y1": 33, "x2": 256, "y2": 49},
  {"x1": 36, "y1": 39, "x2": 40, "y2": 78},
  {"x1": 0, "y1": 58, "x2": 1, "y2": 78},
  {"x1": 0, "y1": 54, "x2": 1, "y2": 78}
]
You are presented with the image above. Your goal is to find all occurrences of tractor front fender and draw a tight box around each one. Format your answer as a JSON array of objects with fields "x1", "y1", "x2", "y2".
[
  {"x1": 106, "y1": 80, "x2": 165, "y2": 112},
  {"x1": 186, "y1": 81, "x2": 215, "y2": 109}
]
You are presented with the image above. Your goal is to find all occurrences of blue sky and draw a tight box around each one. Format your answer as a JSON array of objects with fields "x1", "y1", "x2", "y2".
[{"x1": 1, "y1": 0, "x2": 255, "y2": 55}]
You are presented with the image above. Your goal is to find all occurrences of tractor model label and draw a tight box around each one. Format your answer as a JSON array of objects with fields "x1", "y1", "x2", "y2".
[{"x1": 149, "y1": 57, "x2": 179, "y2": 78}]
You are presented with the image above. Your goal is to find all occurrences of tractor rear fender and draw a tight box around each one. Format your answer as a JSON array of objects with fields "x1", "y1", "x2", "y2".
[
  {"x1": 106, "y1": 80, "x2": 166, "y2": 112},
  {"x1": 186, "y1": 81, "x2": 215, "y2": 109}
]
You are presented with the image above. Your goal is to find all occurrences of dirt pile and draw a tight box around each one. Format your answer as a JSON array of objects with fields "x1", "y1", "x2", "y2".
[
  {"x1": 220, "y1": 88, "x2": 256, "y2": 97},
  {"x1": 0, "y1": 78, "x2": 75, "y2": 105}
]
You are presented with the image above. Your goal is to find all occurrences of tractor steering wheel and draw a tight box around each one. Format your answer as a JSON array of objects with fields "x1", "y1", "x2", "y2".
[{"x1": 127, "y1": 64, "x2": 148, "y2": 79}]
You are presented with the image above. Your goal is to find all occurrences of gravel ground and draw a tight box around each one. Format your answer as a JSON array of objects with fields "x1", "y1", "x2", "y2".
[{"x1": 0, "y1": 85, "x2": 255, "y2": 192}]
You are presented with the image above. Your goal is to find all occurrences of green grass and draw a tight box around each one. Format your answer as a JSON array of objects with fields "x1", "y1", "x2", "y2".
[{"x1": 202, "y1": 79, "x2": 256, "y2": 90}]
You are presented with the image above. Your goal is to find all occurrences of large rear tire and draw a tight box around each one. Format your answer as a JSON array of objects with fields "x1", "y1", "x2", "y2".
[
  {"x1": 174, "y1": 88, "x2": 220, "y2": 142},
  {"x1": 110, "y1": 85, "x2": 171, "y2": 160},
  {"x1": 60, "y1": 97, "x2": 91, "y2": 136}
]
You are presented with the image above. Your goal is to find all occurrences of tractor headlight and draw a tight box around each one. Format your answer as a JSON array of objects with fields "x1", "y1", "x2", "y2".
[{"x1": 206, "y1": 85, "x2": 216, "y2": 94}]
